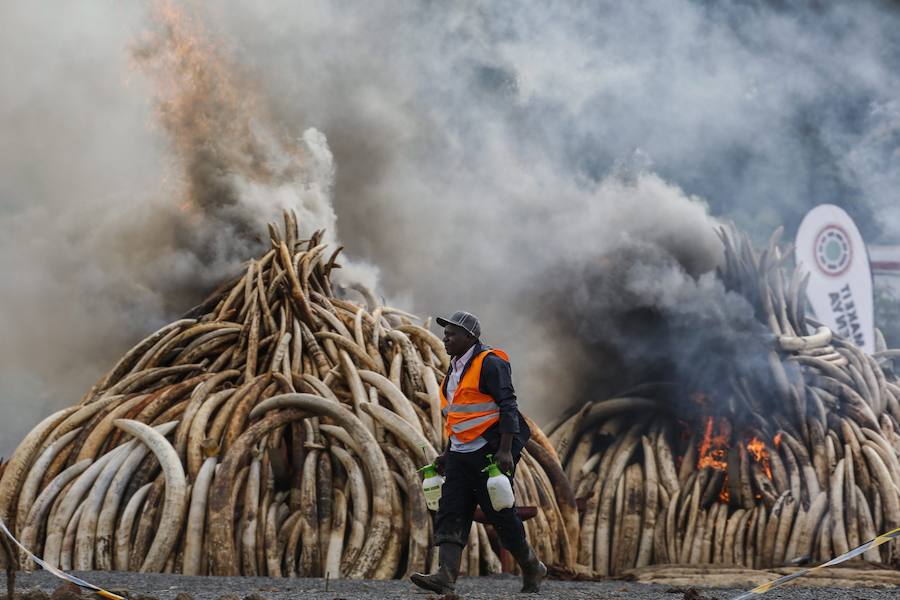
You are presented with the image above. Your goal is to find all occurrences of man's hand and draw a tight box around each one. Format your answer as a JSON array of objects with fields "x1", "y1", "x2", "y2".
[
  {"x1": 434, "y1": 451, "x2": 449, "y2": 476},
  {"x1": 496, "y1": 449, "x2": 514, "y2": 475},
  {"x1": 497, "y1": 431, "x2": 515, "y2": 475}
]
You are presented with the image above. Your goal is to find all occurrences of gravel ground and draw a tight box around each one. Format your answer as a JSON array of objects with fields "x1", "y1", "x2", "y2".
[{"x1": 1, "y1": 571, "x2": 898, "y2": 600}]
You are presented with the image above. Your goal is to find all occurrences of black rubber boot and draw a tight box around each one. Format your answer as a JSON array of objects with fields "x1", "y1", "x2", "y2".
[
  {"x1": 512, "y1": 544, "x2": 547, "y2": 593},
  {"x1": 410, "y1": 542, "x2": 463, "y2": 594}
]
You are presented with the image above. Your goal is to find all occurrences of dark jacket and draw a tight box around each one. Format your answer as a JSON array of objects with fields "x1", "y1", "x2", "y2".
[{"x1": 441, "y1": 343, "x2": 531, "y2": 454}]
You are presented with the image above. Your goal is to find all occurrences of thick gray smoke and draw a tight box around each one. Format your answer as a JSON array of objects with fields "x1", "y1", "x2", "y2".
[
  {"x1": 0, "y1": 1, "x2": 341, "y2": 455},
  {"x1": 2, "y1": 1, "x2": 900, "y2": 454}
]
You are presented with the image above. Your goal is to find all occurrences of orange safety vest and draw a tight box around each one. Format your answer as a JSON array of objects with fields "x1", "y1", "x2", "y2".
[{"x1": 439, "y1": 348, "x2": 508, "y2": 443}]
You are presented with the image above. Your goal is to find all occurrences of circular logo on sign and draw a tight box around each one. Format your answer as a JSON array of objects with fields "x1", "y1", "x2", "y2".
[{"x1": 814, "y1": 224, "x2": 852, "y2": 277}]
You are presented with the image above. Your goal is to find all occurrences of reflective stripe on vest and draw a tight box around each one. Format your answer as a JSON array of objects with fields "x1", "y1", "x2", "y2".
[
  {"x1": 441, "y1": 401, "x2": 499, "y2": 416},
  {"x1": 439, "y1": 348, "x2": 509, "y2": 443},
  {"x1": 450, "y1": 412, "x2": 498, "y2": 433}
]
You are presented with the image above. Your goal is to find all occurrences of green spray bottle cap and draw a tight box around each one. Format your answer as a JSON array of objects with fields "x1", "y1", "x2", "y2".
[
  {"x1": 482, "y1": 454, "x2": 504, "y2": 477},
  {"x1": 417, "y1": 446, "x2": 440, "y2": 478},
  {"x1": 418, "y1": 462, "x2": 439, "y2": 478}
]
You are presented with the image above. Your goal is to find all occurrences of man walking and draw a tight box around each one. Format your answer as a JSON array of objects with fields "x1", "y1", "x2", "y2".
[{"x1": 410, "y1": 311, "x2": 547, "y2": 594}]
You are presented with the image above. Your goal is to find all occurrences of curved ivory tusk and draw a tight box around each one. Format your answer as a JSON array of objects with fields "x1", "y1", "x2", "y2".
[
  {"x1": 113, "y1": 418, "x2": 188, "y2": 572},
  {"x1": 549, "y1": 404, "x2": 593, "y2": 462},
  {"x1": 19, "y1": 459, "x2": 92, "y2": 562},
  {"x1": 359, "y1": 403, "x2": 436, "y2": 464},
  {"x1": 264, "y1": 497, "x2": 287, "y2": 577},
  {"x1": 223, "y1": 395, "x2": 391, "y2": 578},
  {"x1": 60, "y1": 499, "x2": 87, "y2": 570},
  {"x1": 594, "y1": 424, "x2": 643, "y2": 576},
  {"x1": 337, "y1": 351, "x2": 375, "y2": 435},
  {"x1": 96, "y1": 319, "x2": 197, "y2": 392},
  {"x1": 74, "y1": 439, "x2": 138, "y2": 570},
  {"x1": 114, "y1": 482, "x2": 152, "y2": 571},
  {"x1": 862, "y1": 445, "x2": 900, "y2": 529},
  {"x1": 383, "y1": 446, "x2": 429, "y2": 577},
  {"x1": 319, "y1": 424, "x2": 363, "y2": 458},
  {"x1": 182, "y1": 454, "x2": 217, "y2": 576},
  {"x1": 324, "y1": 487, "x2": 347, "y2": 579},
  {"x1": 419, "y1": 365, "x2": 444, "y2": 446},
  {"x1": 185, "y1": 388, "x2": 233, "y2": 479},
  {"x1": 15, "y1": 428, "x2": 82, "y2": 529},
  {"x1": 777, "y1": 326, "x2": 832, "y2": 352},
  {"x1": 74, "y1": 394, "x2": 148, "y2": 463},
  {"x1": 294, "y1": 373, "x2": 339, "y2": 403},
  {"x1": 297, "y1": 449, "x2": 320, "y2": 577},
  {"x1": 0, "y1": 408, "x2": 76, "y2": 526},
  {"x1": 394, "y1": 324, "x2": 450, "y2": 372},
  {"x1": 357, "y1": 370, "x2": 425, "y2": 438},
  {"x1": 43, "y1": 445, "x2": 126, "y2": 567},
  {"x1": 95, "y1": 421, "x2": 178, "y2": 571},
  {"x1": 175, "y1": 370, "x2": 240, "y2": 460},
  {"x1": 329, "y1": 445, "x2": 369, "y2": 575},
  {"x1": 239, "y1": 450, "x2": 263, "y2": 576}
]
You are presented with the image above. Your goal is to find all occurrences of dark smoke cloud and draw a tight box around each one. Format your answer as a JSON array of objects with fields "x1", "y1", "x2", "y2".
[{"x1": 3, "y1": 1, "x2": 900, "y2": 453}]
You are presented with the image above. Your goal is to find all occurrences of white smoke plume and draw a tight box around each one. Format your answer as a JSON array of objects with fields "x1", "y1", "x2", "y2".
[
  {"x1": 2, "y1": 1, "x2": 900, "y2": 453},
  {"x1": 0, "y1": 1, "x2": 340, "y2": 454}
]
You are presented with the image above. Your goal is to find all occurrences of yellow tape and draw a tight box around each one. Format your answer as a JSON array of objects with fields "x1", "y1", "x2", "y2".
[
  {"x1": 1, "y1": 519, "x2": 126, "y2": 600},
  {"x1": 730, "y1": 526, "x2": 900, "y2": 599}
]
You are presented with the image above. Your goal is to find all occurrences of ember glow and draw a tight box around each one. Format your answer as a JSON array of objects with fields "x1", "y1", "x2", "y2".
[
  {"x1": 689, "y1": 417, "x2": 777, "y2": 507},
  {"x1": 696, "y1": 416, "x2": 730, "y2": 472},
  {"x1": 746, "y1": 436, "x2": 773, "y2": 480}
]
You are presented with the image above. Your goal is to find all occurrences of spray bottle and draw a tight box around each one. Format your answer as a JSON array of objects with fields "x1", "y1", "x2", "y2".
[
  {"x1": 482, "y1": 454, "x2": 515, "y2": 511},
  {"x1": 418, "y1": 462, "x2": 445, "y2": 511}
]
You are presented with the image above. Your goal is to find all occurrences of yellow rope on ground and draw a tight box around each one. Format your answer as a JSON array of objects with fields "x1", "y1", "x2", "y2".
[
  {"x1": 730, "y1": 526, "x2": 900, "y2": 599},
  {"x1": 0, "y1": 519, "x2": 126, "y2": 600}
]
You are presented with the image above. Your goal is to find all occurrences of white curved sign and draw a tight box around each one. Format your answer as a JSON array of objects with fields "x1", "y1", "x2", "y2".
[{"x1": 795, "y1": 204, "x2": 874, "y2": 352}]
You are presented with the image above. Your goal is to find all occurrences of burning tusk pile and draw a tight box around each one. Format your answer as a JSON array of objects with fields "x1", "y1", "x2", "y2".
[
  {"x1": 0, "y1": 211, "x2": 577, "y2": 578},
  {"x1": 551, "y1": 225, "x2": 900, "y2": 577}
]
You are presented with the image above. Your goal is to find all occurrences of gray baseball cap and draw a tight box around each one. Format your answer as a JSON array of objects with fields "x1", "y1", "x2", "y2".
[{"x1": 436, "y1": 310, "x2": 481, "y2": 338}]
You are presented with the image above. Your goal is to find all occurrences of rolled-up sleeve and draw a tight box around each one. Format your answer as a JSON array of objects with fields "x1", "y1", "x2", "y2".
[{"x1": 480, "y1": 354, "x2": 520, "y2": 434}]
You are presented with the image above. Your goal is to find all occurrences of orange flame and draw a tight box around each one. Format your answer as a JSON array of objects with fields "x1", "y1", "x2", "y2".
[
  {"x1": 747, "y1": 436, "x2": 773, "y2": 480},
  {"x1": 773, "y1": 432, "x2": 783, "y2": 448},
  {"x1": 697, "y1": 417, "x2": 730, "y2": 471}
]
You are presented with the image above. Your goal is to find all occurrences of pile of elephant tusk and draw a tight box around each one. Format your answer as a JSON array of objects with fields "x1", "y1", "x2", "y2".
[
  {"x1": 0, "y1": 211, "x2": 577, "y2": 579},
  {"x1": 549, "y1": 224, "x2": 900, "y2": 578}
]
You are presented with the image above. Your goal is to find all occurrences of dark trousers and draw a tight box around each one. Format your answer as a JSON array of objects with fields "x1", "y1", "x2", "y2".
[{"x1": 433, "y1": 445, "x2": 528, "y2": 556}]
